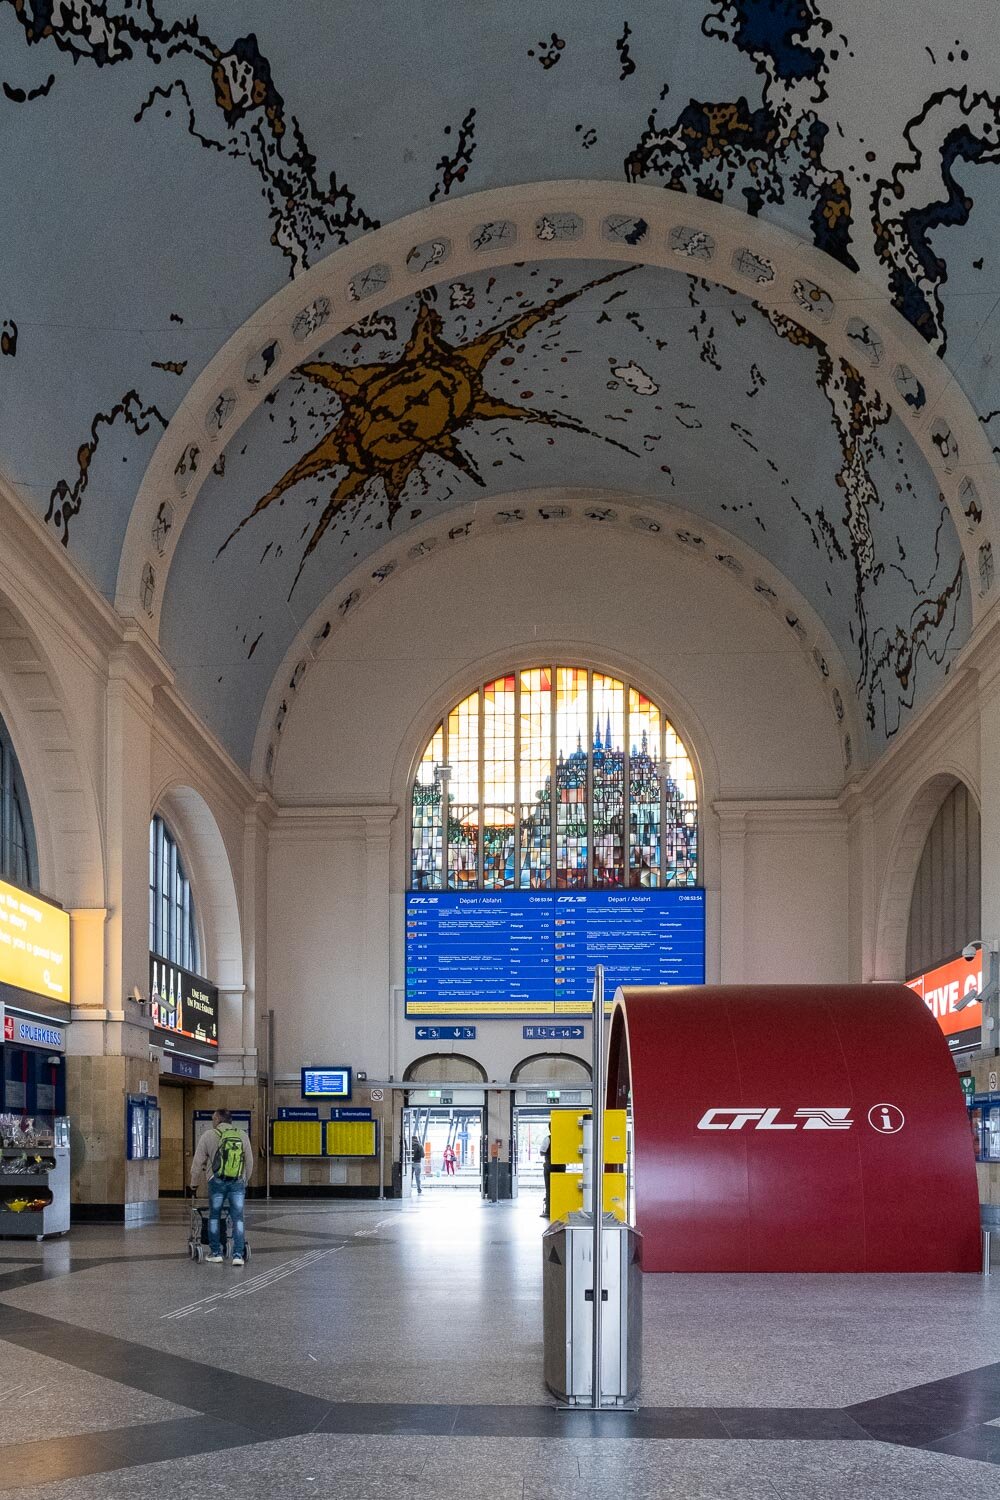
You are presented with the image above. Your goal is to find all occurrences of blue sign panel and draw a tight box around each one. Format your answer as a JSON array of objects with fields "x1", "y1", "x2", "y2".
[
  {"x1": 13, "y1": 1019, "x2": 64, "y2": 1050},
  {"x1": 170, "y1": 1055, "x2": 200, "y2": 1080},
  {"x1": 331, "y1": 1107, "x2": 373, "y2": 1121},
  {"x1": 415, "y1": 1025, "x2": 478, "y2": 1041},
  {"x1": 405, "y1": 889, "x2": 705, "y2": 1019},
  {"x1": 523, "y1": 1025, "x2": 586, "y2": 1040},
  {"x1": 278, "y1": 1106, "x2": 320, "y2": 1120}
]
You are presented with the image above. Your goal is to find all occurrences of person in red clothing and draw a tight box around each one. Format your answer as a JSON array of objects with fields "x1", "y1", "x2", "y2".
[{"x1": 443, "y1": 1143, "x2": 456, "y2": 1176}]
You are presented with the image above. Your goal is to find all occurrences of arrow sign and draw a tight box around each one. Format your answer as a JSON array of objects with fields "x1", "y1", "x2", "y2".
[{"x1": 415, "y1": 1026, "x2": 477, "y2": 1041}]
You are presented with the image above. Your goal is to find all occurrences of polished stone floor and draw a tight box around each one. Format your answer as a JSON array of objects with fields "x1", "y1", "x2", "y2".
[{"x1": 0, "y1": 1193, "x2": 996, "y2": 1496}]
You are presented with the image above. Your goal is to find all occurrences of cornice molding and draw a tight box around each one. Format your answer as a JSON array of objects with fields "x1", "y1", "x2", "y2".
[
  {"x1": 714, "y1": 797, "x2": 846, "y2": 838},
  {"x1": 269, "y1": 802, "x2": 398, "y2": 842},
  {"x1": 0, "y1": 472, "x2": 122, "y2": 671},
  {"x1": 153, "y1": 680, "x2": 256, "y2": 813}
]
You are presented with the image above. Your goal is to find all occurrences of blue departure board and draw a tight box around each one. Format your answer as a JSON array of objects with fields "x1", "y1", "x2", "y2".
[{"x1": 405, "y1": 889, "x2": 705, "y2": 1018}]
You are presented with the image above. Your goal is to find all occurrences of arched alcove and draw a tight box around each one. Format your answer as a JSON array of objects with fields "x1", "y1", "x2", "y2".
[
  {"x1": 512, "y1": 1054, "x2": 591, "y2": 1083},
  {"x1": 874, "y1": 772, "x2": 978, "y2": 981},
  {"x1": 403, "y1": 1053, "x2": 488, "y2": 1084},
  {"x1": 0, "y1": 593, "x2": 104, "y2": 911},
  {"x1": 152, "y1": 783, "x2": 244, "y2": 1060}
]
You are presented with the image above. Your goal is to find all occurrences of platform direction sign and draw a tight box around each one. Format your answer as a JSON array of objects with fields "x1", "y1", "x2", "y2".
[
  {"x1": 523, "y1": 1025, "x2": 585, "y2": 1040},
  {"x1": 415, "y1": 1025, "x2": 477, "y2": 1041}
]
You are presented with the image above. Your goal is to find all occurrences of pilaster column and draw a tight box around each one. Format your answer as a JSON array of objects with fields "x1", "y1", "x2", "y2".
[
  {"x1": 844, "y1": 793, "x2": 877, "y2": 981},
  {"x1": 104, "y1": 632, "x2": 172, "y2": 1021},
  {"x1": 979, "y1": 665, "x2": 1000, "y2": 952},
  {"x1": 363, "y1": 809, "x2": 395, "y2": 1074},
  {"x1": 714, "y1": 806, "x2": 747, "y2": 983}
]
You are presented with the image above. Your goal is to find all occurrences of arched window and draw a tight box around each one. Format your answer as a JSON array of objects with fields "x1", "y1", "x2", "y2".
[
  {"x1": 411, "y1": 667, "x2": 698, "y2": 890},
  {"x1": 149, "y1": 815, "x2": 201, "y2": 973},
  {"x1": 0, "y1": 712, "x2": 36, "y2": 890},
  {"x1": 906, "y1": 781, "x2": 981, "y2": 977}
]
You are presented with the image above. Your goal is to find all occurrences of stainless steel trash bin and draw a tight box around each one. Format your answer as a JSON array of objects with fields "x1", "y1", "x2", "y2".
[{"x1": 542, "y1": 1211, "x2": 642, "y2": 1406}]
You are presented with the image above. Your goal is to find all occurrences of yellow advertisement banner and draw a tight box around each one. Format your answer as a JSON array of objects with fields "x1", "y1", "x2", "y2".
[{"x1": 0, "y1": 878, "x2": 70, "y2": 1004}]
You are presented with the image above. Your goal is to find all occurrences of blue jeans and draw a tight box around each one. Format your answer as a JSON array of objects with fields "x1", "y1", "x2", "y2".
[{"x1": 208, "y1": 1176, "x2": 246, "y2": 1256}]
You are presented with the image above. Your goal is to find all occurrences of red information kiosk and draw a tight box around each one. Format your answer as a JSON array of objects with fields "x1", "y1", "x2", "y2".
[{"x1": 608, "y1": 985, "x2": 981, "y2": 1273}]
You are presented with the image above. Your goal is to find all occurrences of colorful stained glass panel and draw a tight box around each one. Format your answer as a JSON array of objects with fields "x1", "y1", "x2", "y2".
[
  {"x1": 411, "y1": 668, "x2": 698, "y2": 893},
  {"x1": 629, "y1": 689, "x2": 661, "y2": 887},
  {"x1": 448, "y1": 691, "x2": 479, "y2": 887},
  {"x1": 592, "y1": 674, "x2": 625, "y2": 886},
  {"x1": 555, "y1": 667, "x2": 589, "y2": 888},
  {"x1": 519, "y1": 668, "x2": 552, "y2": 887},
  {"x1": 483, "y1": 675, "x2": 515, "y2": 888}
]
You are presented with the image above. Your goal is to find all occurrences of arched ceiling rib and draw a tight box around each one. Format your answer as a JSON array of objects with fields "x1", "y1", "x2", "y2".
[{"x1": 2, "y1": 2, "x2": 1000, "y2": 774}]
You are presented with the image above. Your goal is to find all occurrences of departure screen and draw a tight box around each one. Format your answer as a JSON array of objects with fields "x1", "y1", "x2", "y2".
[
  {"x1": 405, "y1": 889, "x2": 705, "y2": 1018},
  {"x1": 301, "y1": 1067, "x2": 352, "y2": 1099}
]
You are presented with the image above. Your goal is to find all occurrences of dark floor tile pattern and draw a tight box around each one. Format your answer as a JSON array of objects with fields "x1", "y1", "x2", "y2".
[{"x1": 1, "y1": 1227, "x2": 1000, "y2": 1490}]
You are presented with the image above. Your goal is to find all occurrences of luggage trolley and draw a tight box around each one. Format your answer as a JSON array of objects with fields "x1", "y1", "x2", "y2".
[{"x1": 186, "y1": 1198, "x2": 253, "y2": 1263}]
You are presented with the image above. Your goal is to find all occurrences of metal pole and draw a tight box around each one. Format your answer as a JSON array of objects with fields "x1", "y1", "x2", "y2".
[
  {"x1": 591, "y1": 964, "x2": 605, "y2": 1410},
  {"x1": 983, "y1": 1228, "x2": 992, "y2": 1278},
  {"x1": 378, "y1": 1117, "x2": 386, "y2": 1202},
  {"x1": 266, "y1": 1008, "x2": 275, "y2": 1202}
]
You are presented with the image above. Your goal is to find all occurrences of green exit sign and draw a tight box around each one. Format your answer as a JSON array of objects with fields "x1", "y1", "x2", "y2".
[
  {"x1": 547, "y1": 1090, "x2": 561, "y2": 1102},
  {"x1": 428, "y1": 1090, "x2": 441, "y2": 1099}
]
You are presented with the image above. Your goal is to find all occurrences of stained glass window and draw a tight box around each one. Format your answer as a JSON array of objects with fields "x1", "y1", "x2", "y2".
[
  {"x1": 628, "y1": 688, "x2": 661, "y2": 887},
  {"x1": 448, "y1": 690, "x2": 480, "y2": 887},
  {"x1": 0, "y1": 713, "x2": 35, "y2": 890},
  {"x1": 483, "y1": 675, "x2": 515, "y2": 888},
  {"x1": 411, "y1": 723, "x2": 444, "y2": 889},
  {"x1": 411, "y1": 667, "x2": 698, "y2": 891},
  {"x1": 592, "y1": 674, "x2": 625, "y2": 887},
  {"x1": 519, "y1": 668, "x2": 551, "y2": 888},
  {"x1": 556, "y1": 667, "x2": 589, "y2": 888}
]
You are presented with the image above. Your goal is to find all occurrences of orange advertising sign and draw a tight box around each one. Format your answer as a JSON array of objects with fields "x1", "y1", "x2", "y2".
[
  {"x1": 0, "y1": 878, "x2": 71, "y2": 1004},
  {"x1": 907, "y1": 952, "x2": 982, "y2": 1038}
]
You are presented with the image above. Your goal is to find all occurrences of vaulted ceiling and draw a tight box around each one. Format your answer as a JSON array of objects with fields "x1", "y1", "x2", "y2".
[{"x1": 2, "y1": 1, "x2": 999, "y2": 773}]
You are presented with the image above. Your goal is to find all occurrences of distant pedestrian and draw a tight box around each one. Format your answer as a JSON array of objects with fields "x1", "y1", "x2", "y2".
[
  {"x1": 410, "y1": 1134, "x2": 424, "y2": 1195},
  {"x1": 190, "y1": 1109, "x2": 253, "y2": 1265},
  {"x1": 443, "y1": 1143, "x2": 457, "y2": 1176}
]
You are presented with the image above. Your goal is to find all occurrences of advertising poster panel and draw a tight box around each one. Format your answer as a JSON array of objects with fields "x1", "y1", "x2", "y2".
[
  {"x1": 0, "y1": 878, "x2": 70, "y2": 1005},
  {"x1": 149, "y1": 954, "x2": 219, "y2": 1052},
  {"x1": 906, "y1": 950, "x2": 982, "y2": 1053}
]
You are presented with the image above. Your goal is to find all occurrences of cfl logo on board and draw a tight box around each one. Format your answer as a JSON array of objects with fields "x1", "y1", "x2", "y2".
[
  {"x1": 697, "y1": 1105, "x2": 906, "y2": 1134},
  {"x1": 697, "y1": 1107, "x2": 854, "y2": 1131}
]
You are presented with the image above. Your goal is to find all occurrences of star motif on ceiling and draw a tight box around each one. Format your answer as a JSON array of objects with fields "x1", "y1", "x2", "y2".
[{"x1": 217, "y1": 268, "x2": 637, "y2": 594}]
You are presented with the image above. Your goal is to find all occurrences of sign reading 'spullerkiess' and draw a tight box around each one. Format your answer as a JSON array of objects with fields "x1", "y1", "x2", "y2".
[{"x1": 0, "y1": 877, "x2": 70, "y2": 1004}]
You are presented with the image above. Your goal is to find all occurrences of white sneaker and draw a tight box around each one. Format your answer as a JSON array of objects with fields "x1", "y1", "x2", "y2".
[
  {"x1": 232, "y1": 1255, "x2": 244, "y2": 1266},
  {"x1": 205, "y1": 1253, "x2": 223, "y2": 1263}
]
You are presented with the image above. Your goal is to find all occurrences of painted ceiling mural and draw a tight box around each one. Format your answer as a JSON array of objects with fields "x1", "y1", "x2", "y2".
[
  {"x1": 165, "y1": 260, "x2": 966, "y2": 765},
  {"x1": 1, "y1": 0, "x2": 998, "y2": 768}
]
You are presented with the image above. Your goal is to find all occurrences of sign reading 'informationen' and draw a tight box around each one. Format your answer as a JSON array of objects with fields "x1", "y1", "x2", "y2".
[
  {"x1": 405, "y1": 889, "x2": 705, "y2": 1018},
  {"x1": 0, "y1": 877, "x2": 70, "y2": 1005}
]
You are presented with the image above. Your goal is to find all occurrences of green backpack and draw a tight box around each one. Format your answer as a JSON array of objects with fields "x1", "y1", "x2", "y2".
[{"x1": 212, "y1": 1127, "x2": 246, "y2": 1182}]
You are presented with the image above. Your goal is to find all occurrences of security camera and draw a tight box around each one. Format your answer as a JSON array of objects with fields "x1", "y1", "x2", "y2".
[{"x1": 962, "y1": 941, "x2": 983, "y2": 962}]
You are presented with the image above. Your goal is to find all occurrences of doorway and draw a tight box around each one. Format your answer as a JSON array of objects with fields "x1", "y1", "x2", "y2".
[
  {"x1": 513, "y1": 1108, "x2": 551, "y2": 1204},
  {"x1": 403, "y1": 1104, "x2": 484, "y2": 1192},
  {"x1": 159, "y1": 1081, "x2": 185, "y2": 1194}
]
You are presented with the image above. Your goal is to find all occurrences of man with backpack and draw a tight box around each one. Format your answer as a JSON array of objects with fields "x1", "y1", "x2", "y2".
[{"x1": 190, "y1": 1108, "x2": 253, "y2": 1265}]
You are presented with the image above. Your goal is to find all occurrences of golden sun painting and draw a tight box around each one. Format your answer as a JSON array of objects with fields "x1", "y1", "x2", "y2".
[{"x1": 218, "y1": 269, "x2": 637, "y2": 595}]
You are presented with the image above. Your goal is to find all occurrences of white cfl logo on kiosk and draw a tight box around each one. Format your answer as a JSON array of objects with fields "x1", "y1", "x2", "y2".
[
  {"x1": 698, "y1": 1107, "x2": 854, "y2": 1131},
  {"x1": 697, "y1": 1106, "x2": 907, "y2": 1132}
]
